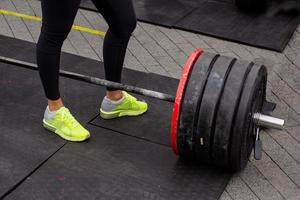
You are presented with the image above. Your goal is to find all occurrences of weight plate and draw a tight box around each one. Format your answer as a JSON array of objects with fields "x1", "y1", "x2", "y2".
[
  {"x1": 195, "y1": 55, "x2": 235, "y2": 164},
  {"x1": 171, "y1": 49, "x2": 203, "y2": 155},
  {"x1": 178, "y1": 52, "x2": 217, "y2": 157},
  {"x1": 230, "y1": 64, "x2": 267, "y2": 171},
  {"x1": 212, "y1": 59, "x2": 252, "y2": 168}
]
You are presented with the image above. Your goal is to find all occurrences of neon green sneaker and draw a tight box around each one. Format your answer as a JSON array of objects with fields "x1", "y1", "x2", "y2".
[
  {"x1": 43, "y1": 107, "x2": 90, "y2": 142},
  {"x1": 100, "y1": 91, "x2": 148, "y2": 119}
]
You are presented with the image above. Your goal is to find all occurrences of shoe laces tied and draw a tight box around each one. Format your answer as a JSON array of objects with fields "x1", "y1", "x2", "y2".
[
  {"x1": 57, "y1": 109, "x2": 79, "y2": 129},
  {"x1": 126, "y1": 94, "x2": 141, "y2": 109}
]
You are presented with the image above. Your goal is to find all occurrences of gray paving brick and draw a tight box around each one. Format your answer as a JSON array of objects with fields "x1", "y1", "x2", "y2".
[
  {"x1": 176, "y1": 29, "x2": 214, "y2": 51},
  {"x1": 25, "y1": 0, "x2": 42, "y2": 17},
  {"x1": 286, "y1": 126, "x2": 300, "y2": 143},
  {"x1": 144, "y1": 65, "x2": 170, "y2": 77},
  {"x1": 267, "y1": 129, "x2": 300, "y2": 164},
  {"x1": 128, "y1": 37, "x2": 160, "y2": 67},
  {"x1": 226, "y1": 175, "x2": 259, "y2": 200},
  {"x1": 1, "y1": 0, "x2": 34, "y2": 42},
  {"x1": 140, "y1": 23, "x2": 179, "y2": 50},
  {"x1": 261, "y1": 130, "x2": 300, "y2": 187},
  {"x1": 0, "y1": 14, "x2": 14, "y2": 37},
  {"x1": 219, "y1": 191, "x2": 233, "y2": 200},
  {"x1": 81, "y1": 9, "x2": 108, "y2": 30},
  {"x1": 133, "y1": 24, "x2": 157, "y2": 45},
  {"x1": 197, "y1": 34, "x2": 232, "y2": 53},
  {"x1": 142, "y1": 43, "x2": 169, "y2": 57},
  {"x1": 240, "y1": 162, "x2": 285, "y2": 200},
  {"x1": 266, "y1": 88, "x2": 300, "y2": 128},
  {"x1": 67, "y1": 14, "x2": 99, "y2": 61},
  {"x1": 133, "y1": 25, "x2": 187, "y2": 73},
  {"x1": 251, "y1": 151, "x2": 300, "y2": 200},
  {"x1": 154, "y1": 56, "x2": 182, "y2": 78},
  {"x1": 11, "y1": 0, "x2": 41, "y2": 42},
  {"x1": 268, "y1": 72, "x2": 300, "y2": 116},
  {"x1": 123, "y1": 50, "x2": 147, "y2": 72},
  {"x1": 75, "y1": 11, "x2": 102, "y2": 61},
  {"x1": 272, "y1": 62, "x2": 300, "y2": 95},
  {"x1": 159, "y1": 26, "x2": 190, "y2": 44},
  {"x1": 61, "y1": 39, "x2": 80, "y2": 56},
  {"x1": 166, "y1": 48, "x2": 188, "y2": 67},
  {"x1": 175, "y1": 42, "x2": 197, "y2": 56}
]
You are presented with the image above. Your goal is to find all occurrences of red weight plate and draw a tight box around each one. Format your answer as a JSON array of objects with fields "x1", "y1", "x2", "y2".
[{"x1": 171, "y1": 49, "x2": 203, "y2": 155}]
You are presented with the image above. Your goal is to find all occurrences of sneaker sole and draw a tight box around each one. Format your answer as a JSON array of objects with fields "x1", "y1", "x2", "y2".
[
  {"x1": 43, "y1": 119, "x2": 90, "y2": 142},
  {"x1": 100, "y1": 108, "x2": 147, "y2": 119}
]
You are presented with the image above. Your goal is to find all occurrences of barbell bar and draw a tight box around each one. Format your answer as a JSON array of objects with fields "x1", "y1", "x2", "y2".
[
  {"x1": 0, "y1": 54, "x2": 283, "y2": 130},
  {"x1": 0, "y1": 49, "x2": 285, "y2": 171}
]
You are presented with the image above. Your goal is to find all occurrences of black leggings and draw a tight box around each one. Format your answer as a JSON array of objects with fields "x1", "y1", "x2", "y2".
[{"x1": 37, "y1": 0, "x2": 137, "y2": 100}]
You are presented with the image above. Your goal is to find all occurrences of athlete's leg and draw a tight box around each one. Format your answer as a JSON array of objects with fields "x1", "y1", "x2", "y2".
[
  {"x1": 91, "y1": 0, "x2": 137, "y2": 101},
  {"x1": 37, "y1": 0, "x2": 81, "y2": 110}
]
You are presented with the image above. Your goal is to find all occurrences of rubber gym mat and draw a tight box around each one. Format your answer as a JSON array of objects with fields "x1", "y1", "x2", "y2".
[
  {"x1": 79, "y1": 0, "x2": 300, "y2": 51},
  {"x1": 174, "y1": 0, "x2": 300, "y2": 52},
  {"x1": 0, "y1": 35, "x2": 130, "y2": 197},
  {"x1": 80, "y1": 0, "x2": 195, "y2": 27},
  {"x1": 0, "y1": 36, "x2": 232, "y2": 199},
  {"x1": 0, "y1": 62, "x2": 103, "y2": 198},
  {"x1": 90, "y1": 74, "x2": 178, "y2": 146},
  {"x1": 0, "y1": 62, "x2": 65, "y2": 198},
  {"x1": 4, "y1": 125, "x2": 232, "y2": 200}
]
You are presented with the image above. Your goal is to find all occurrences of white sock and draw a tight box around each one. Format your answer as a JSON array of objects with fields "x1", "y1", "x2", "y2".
[
  {"x1": 105, "y1": 96, "x2": 125, "y2": 104},
  {"x1": 44, "y1": 106, "x2": 58, "y2": 120},
  {"x1": 101, "y1": 96, "x2": 125, "y2": 112}
]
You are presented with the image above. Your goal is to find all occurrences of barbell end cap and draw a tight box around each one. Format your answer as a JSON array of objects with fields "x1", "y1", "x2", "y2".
[{"x1": 253, "y1": 113, "x2": 285, "y2": 130}]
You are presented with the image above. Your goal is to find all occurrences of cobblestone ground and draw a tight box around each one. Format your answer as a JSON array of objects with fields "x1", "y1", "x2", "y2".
[{"x1": 0, "y1": 0, "x2": 300, "y2": 199}]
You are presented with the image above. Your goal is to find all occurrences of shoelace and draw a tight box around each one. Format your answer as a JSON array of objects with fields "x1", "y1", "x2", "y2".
[
  {"x1": 57, "y1": 109, "x2": 79, "y2": 128},
  {"x1": 126, "y1": 94, "x2": 140, "y2": 109}
]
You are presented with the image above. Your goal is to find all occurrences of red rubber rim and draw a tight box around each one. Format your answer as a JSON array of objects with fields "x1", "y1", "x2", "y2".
[{"x1": 171, "y1": 49, "x2": 203, "y2": 155}]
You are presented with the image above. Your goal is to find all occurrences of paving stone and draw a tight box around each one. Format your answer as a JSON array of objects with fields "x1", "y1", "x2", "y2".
[
  {"x1": 267, "y1": 129, "x2": 300, "y2": 164},
  {"x1": 1, "y1": 0, "x2": 34, "y2": 42},
  {"x1": 140, "y1": 23, "x2": 179, "y2": 50},
  {"x1": 166, "y1": 49, "x2": 188, "y2": 67},
  {"x1": 240, "y1": 162, "x2": 285, "y2": 200},
  {"x1": 261, "y1": 130, "x2": 300, "y2": 187},
  {"x1": 133, "y1": 24, "x2": 157, "y2": 45},
  {"x1": 144, "y1": 64, "x2": 170, "y2": 77},
  {"x1": 175, "y1": 42, "x2": 197, "y2": 56},
  {"x1": 159, "y1": 26, "x2": 190, "y2": 44},
  {"x1": 74, "y1": 11, "x2": 102, "y2": 61},
  {"x1": 123, "y1": 50, "x2": 147, "y2": 73},
  {"x1": 219, "y1": 191, "x2": 233, "y2": 200},
  {"x1": 128, "y1": 37, "x2": 160, "y2": 67},
  {"x1": 266, "y1": 88, "x2": 300, "y2": 128},
  {"x1": 272, "y1": 61, "x2": 300, "y2": 95},
  {"x1": 286, "y1": 126, "x2": 300, "y2": 143},
  {"x1": 268, "y1": 72, "x2": 300, "y2": 115},
  {"x1": 251, "y1": 151, "x2": 300, "y2": 200},
  {"x1": 142, "y1": 43, "x2": 169, "y2": 57},
  {"x1": 11, "y1": 0, "x2": 40, "y2": 42},
  {"x1": 0, "y1": 14, "x2": 14, "y2": 37},
  {"x1": 176, "y1": 30, "x2": 214, "y2": 51},
  {"x1": 226, "y1": 175, "x2": 259, "y2": 200}
]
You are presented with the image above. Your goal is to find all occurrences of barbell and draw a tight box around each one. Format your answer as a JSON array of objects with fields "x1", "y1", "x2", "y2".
[{"x1": 0, "y1": 49, "x2": 284, "y2": 171}]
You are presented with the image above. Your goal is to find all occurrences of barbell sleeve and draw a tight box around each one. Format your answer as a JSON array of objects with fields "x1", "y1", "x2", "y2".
[{"x1": 253, "y1": 113, "x2": 285, "y2": 130}]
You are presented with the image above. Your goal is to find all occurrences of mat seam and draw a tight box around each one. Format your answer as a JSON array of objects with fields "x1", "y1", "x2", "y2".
[{"x1": 0, "y1": 142, "x2": 67, "y2": 199}]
